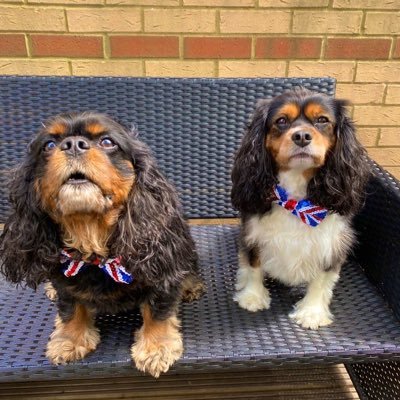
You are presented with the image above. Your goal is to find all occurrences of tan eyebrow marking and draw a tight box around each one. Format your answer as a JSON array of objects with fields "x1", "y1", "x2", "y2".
[
  {"x1": 86, "y1": 122, "x2": 106, "y2": 136},
  {"x1": 276, "y1": 103, "x2": 300, "y2": 121},
  {"x1": 47, "y1": 122, "x2": 67, "y2": 135}
]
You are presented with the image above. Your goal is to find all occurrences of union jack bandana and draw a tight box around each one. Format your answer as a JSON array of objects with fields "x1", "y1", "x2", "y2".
[
  {"x1": 272, "y1": 185, "x2": 328, "y2": 227},
  {"x1": 60, "y1": 249, "x2": 133, "y2": 284}
]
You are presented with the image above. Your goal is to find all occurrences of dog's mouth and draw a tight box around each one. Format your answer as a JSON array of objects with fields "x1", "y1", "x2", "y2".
[
  {"x1": 65, "y1": 172, "x2": 91, "y2": 185},
  {"x1": 290, "y1": 152, "x2": 313, "y2": 160},
  {"x1": 289, "y1": 151, "x2": 314, "y2": 161}
]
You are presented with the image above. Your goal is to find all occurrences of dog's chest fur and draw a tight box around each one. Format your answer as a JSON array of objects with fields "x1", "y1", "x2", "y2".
[{"x1": 244, "y1": 170, "x2": 354, "y2": 286}]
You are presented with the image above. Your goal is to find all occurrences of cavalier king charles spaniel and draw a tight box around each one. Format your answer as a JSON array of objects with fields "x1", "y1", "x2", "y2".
[
  {"x1": 231, "y1": 88, "x2": 370, "y2": 329},
  {"x1": 0, "y1": 112, "x2": 204, "y2": 377}
]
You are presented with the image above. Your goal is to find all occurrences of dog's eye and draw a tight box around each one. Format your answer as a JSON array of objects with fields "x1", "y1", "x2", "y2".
[
  {"x1": 44, "y1": 141, "x2": 56, "y2": 152},
  {"x1": 276, "y1": 117, "x2": 288, "y2": 126},
  {"x1": 316, "y1": 116, "x2": 329, "y2": 124},
  {"x1": 99, "y1": 137, "x2": 116, "y2": 148}
]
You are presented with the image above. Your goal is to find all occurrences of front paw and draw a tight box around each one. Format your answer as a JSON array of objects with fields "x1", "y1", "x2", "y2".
[
  {"x1": 46, "y1": 325, "x2": 100, "y2": 364},
  {"x1": 234, "y1": 286, "x2": 271, "y2": 312},
  {"x1": 44, "y1": 282, "x2": 58, "y2": 301},
  {"x1": 289, "y1": 302, "x2": 333, "y2": 330},
  {"x1": 131, "y1": 329, "x2": 183, "y2": 378}
]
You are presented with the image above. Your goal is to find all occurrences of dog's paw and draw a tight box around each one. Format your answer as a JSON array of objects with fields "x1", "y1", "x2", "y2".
[
  {"x1": 131, "y1": 330, "x2": 183, "y2": 378},
  {"x1": 46, "y1": 326, "x2": 100, "y2": 364},
  {"x1": 44, "y1": 282, "x2": 58, "y2": 301},
  {"x1": 234, "y1": 287, "x2": 271, "y2": 312},
  {"x1": 181, "y1": 274, "x2": 206, "y2": 303},
  {"x1": 289, "y1": 302, "x2": 333, "y2": 330}
]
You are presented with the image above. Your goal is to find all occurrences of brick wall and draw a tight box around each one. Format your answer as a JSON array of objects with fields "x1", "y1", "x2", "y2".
[{"x1": 0, "y1": 0, "x2": 399, "y2": 177}]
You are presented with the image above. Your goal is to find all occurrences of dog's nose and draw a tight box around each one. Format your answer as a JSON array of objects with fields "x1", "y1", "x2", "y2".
[
  {"x1": 291, "y1": 131, "x2": 312, "y2": 148},
  {"x1": 60, "y1": 136, "x2": 90, "y2": 155}
]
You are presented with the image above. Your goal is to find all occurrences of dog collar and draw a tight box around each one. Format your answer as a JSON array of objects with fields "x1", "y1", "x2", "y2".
[
  {"x1": 60, "y1": 248, "x2": 133, "y2": 284},
  {"x1": 272, "y1": 185, "x2": 328, "y2": 227}
]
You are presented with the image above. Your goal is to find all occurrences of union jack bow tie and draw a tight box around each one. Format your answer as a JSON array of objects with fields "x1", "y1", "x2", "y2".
[
  {"x1": 60, "y1": 249, "x2": 133, "y2": 284},
  {"x1": 272, "y1": 185, "x2": 328, "y2": 227}
]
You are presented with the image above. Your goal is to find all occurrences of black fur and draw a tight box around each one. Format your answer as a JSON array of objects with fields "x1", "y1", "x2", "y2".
[
  {"x1": 231, "y1": 88, "x2": 371, "y2": 217},
  {"x1": 0, "y1": 112, "x2": 203, "y2": 322}
]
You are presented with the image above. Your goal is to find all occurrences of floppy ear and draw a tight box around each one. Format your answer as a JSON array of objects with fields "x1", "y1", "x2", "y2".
[
  {"x1": 0, "y1": 150, "x2": 60, "y2": 289},
  {"x1": 231, "y1": 99, "x2": 277, "y2": 214},
  {"x1": 109, "y1": 138, "x2": 197, "y2": 291},
  {"x1": 308, "y1": 99, "x2": 370, "y2": 215}
]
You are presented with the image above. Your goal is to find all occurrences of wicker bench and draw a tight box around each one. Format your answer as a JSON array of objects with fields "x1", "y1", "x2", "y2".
[{"x1": 0, "y1": 76, "x2": 399, "y2": 397}]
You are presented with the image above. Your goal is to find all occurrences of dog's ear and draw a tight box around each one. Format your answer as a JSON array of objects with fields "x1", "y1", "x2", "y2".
[
  {"x1": 231, "y1": 99, "x2": 277, "y2": 214},
  {"x1": 109, "y1": 137, "x2": 196, "y2": 290},
  {"x1": 0, "y1": 146, "x2": 60, "y2": 289},
  {"x1": 308, "y1": 99, "x2": 370, "y2": 215}
]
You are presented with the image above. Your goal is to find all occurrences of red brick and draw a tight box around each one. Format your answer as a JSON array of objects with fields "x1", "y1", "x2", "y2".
[
  {"x1": 110, "y1": 36, "x2": 179, "y2": 58},
  {"x1": 255, "y1": 37, "x2": 321, "y2": 59},
  {"x1": 0, "y1": 34, "x2": 27, "y2": 57},
  {"x1": 184, "y1": 37, "x2": 251, "y2": 59},
  {"x1": 326, "y1": 38, "x2": 390, "y2": 60},
  {"x1": 394, "y1": 39, "x2": 400, "y2": 59},
  {"x1": 31, "y1": 35, "x2": 103, "y2": 58}
]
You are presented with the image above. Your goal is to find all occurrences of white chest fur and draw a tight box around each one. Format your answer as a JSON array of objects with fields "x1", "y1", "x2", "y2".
[{"x1": 244, "y1": 170, "x2": 354, "y2": 286}]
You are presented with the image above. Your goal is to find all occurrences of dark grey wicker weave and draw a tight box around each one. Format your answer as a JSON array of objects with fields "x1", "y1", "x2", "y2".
[{"x1": 0, "y1": 77, "x2": 399, "y2": 394}]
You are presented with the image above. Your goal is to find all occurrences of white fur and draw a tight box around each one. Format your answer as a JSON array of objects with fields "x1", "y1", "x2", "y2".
[
  {"x1": 234, "y1": 252, "x2": 271, "y2": 312},
  {"x1": 289, "y1": 270, "x2": 339, "y2": 329},
  {"x1": 235, "y1": 170, "x2": 354, "y2": 329}
]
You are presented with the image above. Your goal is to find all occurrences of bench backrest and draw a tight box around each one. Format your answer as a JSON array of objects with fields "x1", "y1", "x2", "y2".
[{"x1": 0, "y1": 76, "x2": 335, "y2": 221}]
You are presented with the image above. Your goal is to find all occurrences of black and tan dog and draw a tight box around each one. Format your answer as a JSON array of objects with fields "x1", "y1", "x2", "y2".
[
  {"x1": 0, "y1": 112, "x2": 204, "y2": 377},
  {"x1": 231, "y1": 89, "x2": 369, "y2": 329}
]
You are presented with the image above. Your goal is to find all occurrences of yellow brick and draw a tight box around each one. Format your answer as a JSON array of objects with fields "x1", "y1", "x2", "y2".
[
  {"x1": 145, "y1": 60, "x2": 215, "y2": 77},
  {"x1": 107, "y1": 0, "x2": 179, "y2": 5},
  {"x1": 379, "y1": 128, "x2": 400, "y2": 146},
  {"x1": 288, "y1": 61, "x2": 355, "y2": 82},
  {"x1": 353, "y1": 106, "x2": 400, "y2": 126},
  {"x1": 356, "y1": 127, "x2": 378, "y2": 147},
  {"x1": 333, "y1": 0, "x2": 400, "y2": 9},
  {"x1": 218, "y1": 61, "x2": 286, "y2": 78},
  {"x1": 386, "y1": 85, "x2": 400, "y2": 104},
  {"x1": 293, "y1": 11, "x2": 362, "y2": 34},
  {"x1": 365, "y1": 13, "x2": 400, "y2": 35},
  {"x1": 184, "y1": 0, "x2": 254, "y2": 5},
  {"x1": 0, "y1": 60, "x2": 69, "y2": 75},
  {"x1": 220, "y1": 10, "x2": 291, "y2": 34},
  {"x1": 29, "y1": 0, "x2": 103, "y2": 4},
  {"x1": 72, "y1": 61, "x2": 143, "y2": 77},
  {"x1": 336, "y1": 83, "x2": 385, "y2": 104},
  {"x1": 144, "y1": 9, "x2": 215, "y2": 33},
  {"x1": 260, "y1": 0, "x2": 328, "y2": 6},
  {"x1": 356, "y1": 62, "x2": 400, "y2": 83},
  {"x1": 0, "y1": 7, "x2": 65, "y2": 32},
  {"x1": 367, "y1": 148, "x2": 400, "y2": 166},
  {"x1": 383, "y1": 166, "x2": 400, "y2": 179},
  {"x1": 67, "y1": 9, "x2": 141, "y2": 33}
]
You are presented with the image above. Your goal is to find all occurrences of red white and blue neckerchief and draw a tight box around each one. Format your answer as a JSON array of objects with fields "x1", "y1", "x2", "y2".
[
  {"x1": 60, "y1": 248, "x2": 133, "y2": 284},
  {"x1": 272, "y1": 185, "x2": 328, "y2": 227}
]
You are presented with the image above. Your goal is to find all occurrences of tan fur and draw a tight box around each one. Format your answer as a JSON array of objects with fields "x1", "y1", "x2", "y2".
[
  {"x1": 85, "y1": 122, "x2": 106, "y2": 136},
  {"x1": 60, "y1": 210, "x2": 120, "y2": 259},
  {"x1": 131, "y1": 304, "x2": 183, "y2": 378},
  {"x1": 304, "y1": 103, "x2": 333, "y2": 122},
  {"x1": 277, "y1": 102, "x2": 300, "y2": 121},
  {"x1": 38, "y1": 148, "x2": 134, "y2": 215},
  {"x1": 46, "y1": 304, "x2": 100, "y2": 364},
  {"x1": 36, "y1": 144, "x2": 135, "y2": 258},
  {"x1": 47, "y1": 121, "x2": 67, "y2": 135},
  {"x1": 266, "y1": 126, "x2": 332, "y2": 169}
]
